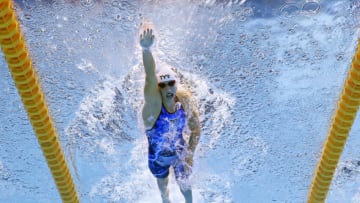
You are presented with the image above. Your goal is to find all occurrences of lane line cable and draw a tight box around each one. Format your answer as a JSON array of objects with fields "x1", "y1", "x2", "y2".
[
  {"x1": 308, "y1": 40, "x2": 360, "y2": 202},
  {"x1": 0, "y1": 0, "x2": 79, "y2": 202}
]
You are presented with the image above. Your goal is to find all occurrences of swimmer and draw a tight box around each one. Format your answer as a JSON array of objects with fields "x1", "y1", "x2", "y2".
[{"x1": 140, "y1": 28, "x2": 201, "y2": 203}]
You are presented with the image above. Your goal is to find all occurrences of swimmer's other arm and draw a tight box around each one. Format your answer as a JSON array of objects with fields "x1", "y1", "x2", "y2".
[
  {"x1": 188, "y1": 110, "x2": 201, "y2": 155},
  {"x1": 177, "y1": 90, "x2": 201, "y2": 156}
]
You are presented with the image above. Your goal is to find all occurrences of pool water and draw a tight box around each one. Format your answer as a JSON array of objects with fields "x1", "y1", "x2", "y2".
[{"x1": 1, "y1": 0, "x2": 360, "y2": 202}]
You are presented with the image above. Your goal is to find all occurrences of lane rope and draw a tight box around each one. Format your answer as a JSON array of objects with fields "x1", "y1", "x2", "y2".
[
  {"x1": 308, "y1": 40, "x2": 360, "y2": 202},
  {"x1": 0, "y1": 0, "x2": 79, "y2": 202}
]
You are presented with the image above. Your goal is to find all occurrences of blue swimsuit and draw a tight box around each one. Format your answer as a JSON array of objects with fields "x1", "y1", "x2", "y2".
[{"x1": 146, "y1": 102, "x2": 188, "y2": 179}]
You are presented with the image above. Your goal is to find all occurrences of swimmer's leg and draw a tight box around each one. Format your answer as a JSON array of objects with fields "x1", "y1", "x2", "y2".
[
  {"x1": 174, "y1": 161, "x2": 193, "y2": 203},
  {"x1": 180, "y1": 187, "x2": 192, "y2": 203},
  {"x1": 157, "y1": 177, "x2": 171, "y2": 203},
  {"x1": 148, "y1": 153, "x2": 171, "y2": 202}
]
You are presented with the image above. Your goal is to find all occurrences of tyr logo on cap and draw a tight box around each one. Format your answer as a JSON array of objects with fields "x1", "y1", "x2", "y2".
[{"x1": 160, "y1": 74, "x2": 170, "y2": 80}]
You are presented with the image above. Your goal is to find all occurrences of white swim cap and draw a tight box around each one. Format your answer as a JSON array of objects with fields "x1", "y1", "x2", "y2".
[{"x1": 156, "y1": 64, "x2": 177, "y2": 83}]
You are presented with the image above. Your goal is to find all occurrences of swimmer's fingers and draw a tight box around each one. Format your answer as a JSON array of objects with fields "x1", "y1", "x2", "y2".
[
  {"x1": 140, "y1": 29, "x2": 146, "y2": 40},
  {"x1": 149, "y1": 29, "x2": 153, "y2": 38},
  {"x1": 151, "y1": 32, "x2": 155, "y2": 41},
  {"x1": 145, "y1": 29, "x2": 154, "y2": 40}
]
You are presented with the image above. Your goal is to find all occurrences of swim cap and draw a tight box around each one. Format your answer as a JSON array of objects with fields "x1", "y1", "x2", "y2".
[{"x1": 156, "y1": 65, "x2": 177, "y2": 83}]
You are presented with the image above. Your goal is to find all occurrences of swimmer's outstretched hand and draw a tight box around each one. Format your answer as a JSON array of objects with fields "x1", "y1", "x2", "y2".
[{"x1": 140, "y1": 28, "x2": 154, "y2": 50}]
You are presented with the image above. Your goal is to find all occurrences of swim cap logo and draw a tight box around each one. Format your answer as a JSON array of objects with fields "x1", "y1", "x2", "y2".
[{"x1": 159, "y1": 74, "x2": 170, "y2": 80}]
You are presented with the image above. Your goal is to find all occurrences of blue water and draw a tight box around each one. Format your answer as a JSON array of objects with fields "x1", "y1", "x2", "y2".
[{"x1": 1, "y1": 0, "x2": 360, "y2": 202}]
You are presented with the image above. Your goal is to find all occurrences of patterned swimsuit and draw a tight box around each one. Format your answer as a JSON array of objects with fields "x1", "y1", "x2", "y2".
[{"x1": 146, "y1": 102, "x2": 188, "y2": 179}]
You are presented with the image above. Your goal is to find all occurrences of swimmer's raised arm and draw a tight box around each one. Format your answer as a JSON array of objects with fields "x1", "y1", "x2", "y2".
[{"x1": 140, "y1": 28, "x2": 162, "y2": 128}]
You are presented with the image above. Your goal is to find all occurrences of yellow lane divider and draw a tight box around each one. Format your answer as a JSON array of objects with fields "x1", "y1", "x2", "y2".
[
  {"x1": 0, "y1": 0, "x2": 79, "y2": 202},
  {"x1": 308, "y1": 40, "x2": 360, "y2": 202}
]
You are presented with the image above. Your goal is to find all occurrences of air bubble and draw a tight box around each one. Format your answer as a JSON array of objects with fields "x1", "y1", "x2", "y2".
[
  {"x1": 336, "y1": 52, "x2": 345, "y2": 61},
  {"x1": 243, "y1": 7, "x2": 253, "y2": 17},
  {"x1": 24, "y1": 13, "x2": 33, "y2": 21},
  {"x1": 280, "y1": 4, "x2": 299, "y2": 18},
  {"x1": 114, "y1": 14, "x2": 122, "y2": 21},
  {"x1": 238, "y1": 15, "x2": 247, "y2": 22},
  {"x1": 80, "y1": 0, "x2": 96, "y2": 8},
  {"x1": 112, "y1": 0, "x2": 120, "y2": 8},
  {"x1": 66, "y1": 81, "x2": 76, "y2": 90},
  {"x1": 302, "y1": 2, "x2": 320, "y2": 15}
]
